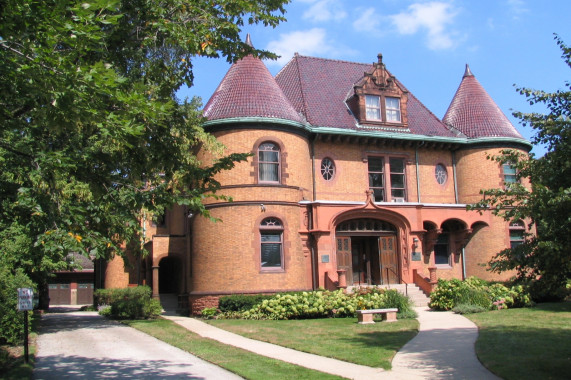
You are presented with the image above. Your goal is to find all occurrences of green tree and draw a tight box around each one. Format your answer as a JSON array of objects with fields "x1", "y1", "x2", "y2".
[
  {"x1": 0, "y1": 0, "x2": 289, "y2": 306},
  {"x1": 470, "y1": 35, "x2": 571, "y2": 299}
]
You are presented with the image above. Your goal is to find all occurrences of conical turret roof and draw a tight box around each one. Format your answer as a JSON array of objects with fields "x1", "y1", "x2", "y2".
[
  {"x1": 203, "y1": 37, "x2": 304, "y2": 124},
  {"x1": 443, "y1": 65, "x2": 523, "y2": 139}
]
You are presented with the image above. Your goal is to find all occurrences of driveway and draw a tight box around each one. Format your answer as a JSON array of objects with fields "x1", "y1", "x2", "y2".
[{"x1": 34, "y1": 310, "x2": 242, "y2": 379}]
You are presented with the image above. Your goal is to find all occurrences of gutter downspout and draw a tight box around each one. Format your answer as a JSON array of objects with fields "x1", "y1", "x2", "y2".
[
  {"x1": 461, "y1": 247, "x2": 467, "y2": 280},
  {"x1": 415, "y1": 143, "x2": 424, "y2": 203},
  {"x1": 452, "y1": 151, "x2": 459, "y2": 204},
  {"x1": 310, "y1": 135, "x2": 318, "y2": 290}
]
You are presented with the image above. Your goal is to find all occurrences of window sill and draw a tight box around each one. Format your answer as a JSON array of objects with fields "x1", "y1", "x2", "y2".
[
  {"x1": 435, "y1": 264, "x2": 452, "y2": 270},
  {"x1": 260, "y1": 268, "x2": 285, "y2": 274}
]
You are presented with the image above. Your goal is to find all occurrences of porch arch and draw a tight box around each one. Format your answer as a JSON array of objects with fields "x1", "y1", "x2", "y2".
[{"x1": 334, "y1": 218, "x2": 400, "y2": 286}]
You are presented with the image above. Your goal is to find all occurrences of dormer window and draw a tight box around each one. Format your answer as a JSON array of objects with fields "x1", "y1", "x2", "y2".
[
  {"x1": 352, "y1": 54, "x2": 408, "y2": 128},
  {"x1": 385, "y1": 97, "x2": 401, "y2": 122},
  {"x1": 365, "y1": 95, "x2": 381, "y2": 120}
]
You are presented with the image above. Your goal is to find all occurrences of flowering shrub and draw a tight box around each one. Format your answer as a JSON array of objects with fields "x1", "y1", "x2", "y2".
[
  {"x1": 429, "y1": 277, "x2": 533, "y2": 311},
  {"x1": 218, "y1": 287, "x2": 416, "y2": 320}
]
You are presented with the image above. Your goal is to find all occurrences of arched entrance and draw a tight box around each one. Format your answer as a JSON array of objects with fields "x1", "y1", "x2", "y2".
[{"x1": 336, "y1": 219, "x2": 399, "y2": 286}]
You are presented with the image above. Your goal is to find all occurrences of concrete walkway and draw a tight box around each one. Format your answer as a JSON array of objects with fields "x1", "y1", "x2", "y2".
[
  {"x1": 34, "y1": 310, "x2": 242, "y2": 379},
  {"x1": 164, "y1": 307, "x2": 500, "y2": 380}
]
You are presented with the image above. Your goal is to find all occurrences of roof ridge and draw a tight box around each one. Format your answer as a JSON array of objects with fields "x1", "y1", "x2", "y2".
[{"x1": 292, "y1": 54, "x2": 373, "y2": 68}]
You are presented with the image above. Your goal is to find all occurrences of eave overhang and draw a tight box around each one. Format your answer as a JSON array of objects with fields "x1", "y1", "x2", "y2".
[{"x1": 203, "y1": 117, "x2": 532, "y2": 151}]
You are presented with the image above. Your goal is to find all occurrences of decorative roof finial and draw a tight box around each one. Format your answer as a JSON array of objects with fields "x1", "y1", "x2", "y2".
[
  {"x1": 245, "y1": 34, "x2": 253, "y2": 48},
  {"x1": 377, "y1": 53, "x2": 383, "y2": 64},
  {"x1": 463, "y1": 64, "x2": 474, "y2": 78}
]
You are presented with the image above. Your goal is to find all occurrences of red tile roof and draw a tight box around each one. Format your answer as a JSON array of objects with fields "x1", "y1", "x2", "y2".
[
  {"x1": 275, "y1": 55, "x2": 458, "y2": 137},
  {"x1": 443, "y1": 65, "x2": 523, "y2": 139},
  {"x1": 203, "y1": 55, "x2": 305, "y2": 123}
]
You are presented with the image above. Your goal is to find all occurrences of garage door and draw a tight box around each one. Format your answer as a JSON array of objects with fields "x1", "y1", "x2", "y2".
[
  {"x1": 77, "y1": 283, "x2": 94, "y2": 305},
  {"x1": 48, "y1": 283, "x2": 71, "y2": 305}
]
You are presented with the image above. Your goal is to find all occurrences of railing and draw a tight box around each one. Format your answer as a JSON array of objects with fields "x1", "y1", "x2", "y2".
[{"x1": 384, "y1": 267, "x2": 408, "y2": 296}]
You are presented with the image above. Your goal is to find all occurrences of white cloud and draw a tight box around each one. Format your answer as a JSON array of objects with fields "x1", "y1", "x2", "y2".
[
  {"x1": 353, "y1": 7, "x2": 381, "y2": 33},
  {"x1": 266, "y1": 28, "x2": 335, "y2": 66},
  {"x1": 506, "y1": 0, "x2": 529, "y2": 20},
  {"x1": 390, "y1": 2, "x2": 458, "y2": 50},
  {"x1": 302, "y1": 0, "x2": 347, "y2": 23}
]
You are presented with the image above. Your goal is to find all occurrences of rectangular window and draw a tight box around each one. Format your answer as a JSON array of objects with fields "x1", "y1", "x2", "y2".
[
  {"x1": 385, "y1": 97, "x2": 401, "y2": 122},
  {"x1": 509, "y1": 221, "x2": 525, "y2": 249},
  {"x1": 365, "y1": 95, "x2": 381, "y2": 120},
  {"x1": 434, "y1": 234, "x2": 450, "y2": 265},
  {"x1": 368, "y1": 157, "x2": 385, "y2": 202},
  {"x1": 259, "y1": 151, "x2": 279, "y2": 182},
  {"x1": 389, "y1": 158, "x2": 406, "y2": 200},
  {"x1": 503, "y1": 164, "x2": 517, "y2": 184},
  {"x1": 261, "y1": 232, "x2": 282, "y2": 268}
]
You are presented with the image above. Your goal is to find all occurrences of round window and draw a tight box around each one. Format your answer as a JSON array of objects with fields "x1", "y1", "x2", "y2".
[
  {"x1": 320, "y1": 158, "x2": 335, "y2": 180},
  {"x1": 435, "y1": 164, "x2": 448, "y2": 185}
]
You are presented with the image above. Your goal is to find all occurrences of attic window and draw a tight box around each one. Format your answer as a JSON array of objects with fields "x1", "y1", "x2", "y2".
[
  {"x1": 385, "y1": 97, "x2": 401, "y2": 122},
  {"x1": 364, "y1": 95, "x2": 402, "y2": 123},
  {"x1": 365, "y1": 95, "x2": 381, "y2": 120}
]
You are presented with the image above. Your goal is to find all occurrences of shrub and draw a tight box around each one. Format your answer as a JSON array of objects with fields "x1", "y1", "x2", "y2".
[
  {"x1": 455, "y1": 287, "x2": 493, "y2": 310},
  {"x1": 218, "y1": 294, "x2": 273, "y2": 312},
  {"x1": 428, "y1": 279, "x2": 465, "y2": 310},
  {"x1": 0, "y1": 263, "x2": 35, "y2": 345},
  {"x1": 452, "y1": 303, "x2": 488, "y2": 314},
  {"x1": 429, "y1": 277, "x2": 534, "y2": 311},
  {"x1": 201, "y1": 307, "x2": 218, "y2": 319},
  {"x1": 221, "y1": 288, "x2": 417, "y2": 320},
  {"x1": 95, "y1": 286, "x2": 161, "y2": 320}
]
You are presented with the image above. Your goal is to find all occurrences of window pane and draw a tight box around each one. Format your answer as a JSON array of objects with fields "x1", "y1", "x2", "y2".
[
  {"x1": 369, "y1": 173, "x2": 384, "y2": 187},
  {"x1": 261, "y1": 233, "x2": 281, "y2": 242},
  {"x1": 510, "y1": 230, "x2": 524, "y2": 241},
  {"x1": 259, "y1": 151, "x2": 278, "y2": 162},
  {"x1": 389, "y1": 158, "x2": 404, "y2": 173},
  {"x1": 259, "y1": 163, "x2": 279, "y2": 182},
  {"x1": 372, "y1": 188, "x2": 384, "y2": 202},
  {"x1": 385, "y1": 97, "x2": 401, "y2": 122},
  {"x1": 392, "y1": 189, "x2": 405, "y2": 198},
  {"x1": 503, "y1": 164, "x2": 516, "y2": 175},
  {"x1": 391, "y1": 173, "x2": 404, "y2": 188},
  {"x1": 368, "y1": 157, "x2": 384, "y2": 172},
  {"x1": 365, "y1": 95, "x2": 381, "y2": 120},
  {"x1": 261, "y1": 244, "x2": 282, "y2": 267},
  {"x1": 386, "y1": 97, "x2": 400, "y2": 109}
]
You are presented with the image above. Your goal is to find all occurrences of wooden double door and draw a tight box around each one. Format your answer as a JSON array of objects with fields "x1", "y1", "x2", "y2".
[{"x1": 337, "y1": 235, "x2": 399, "y2": 286}]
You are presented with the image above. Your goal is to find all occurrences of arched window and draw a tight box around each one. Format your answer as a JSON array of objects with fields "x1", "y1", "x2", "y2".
[
  {"x1": 258, "y1": 142, "x2": 280, "y2": 183},
  {"x1": 260, "y1": 217, "x2": 283, "y2": 270},
  {"x1": 509, "y1": 220, "x2": 525, "y2": 249}
]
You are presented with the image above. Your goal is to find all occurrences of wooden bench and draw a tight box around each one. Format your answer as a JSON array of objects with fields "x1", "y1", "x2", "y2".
[{"x1": 356, "y1": 308, "x2": 398, "y2": 324}]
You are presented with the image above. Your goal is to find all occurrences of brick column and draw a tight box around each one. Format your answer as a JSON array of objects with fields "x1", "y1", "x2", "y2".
[{"x1": 152, "y1": 266, "x2": 160, "y2": 299}]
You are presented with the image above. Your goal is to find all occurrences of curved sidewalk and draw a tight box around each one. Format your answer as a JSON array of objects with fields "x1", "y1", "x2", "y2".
[{"x1": 164, "y1": 307, "x2": 500, "y2": 380}]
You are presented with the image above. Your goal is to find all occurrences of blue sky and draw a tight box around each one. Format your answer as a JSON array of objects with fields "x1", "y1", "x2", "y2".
[{"x1": 178, "y1": 0, "x2": 571, "y2": 157}]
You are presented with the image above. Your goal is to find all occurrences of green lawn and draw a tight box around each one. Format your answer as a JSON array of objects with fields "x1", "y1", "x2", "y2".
[
  {"x1": 467, "y1": 302, "x2": 571, "y2": 380},
  {"x1": 208, "y1": 317, "x2": 419, "y2": 369},
  {"x1": 126, "y1": 318, "x2": 345, "y2": 380}
]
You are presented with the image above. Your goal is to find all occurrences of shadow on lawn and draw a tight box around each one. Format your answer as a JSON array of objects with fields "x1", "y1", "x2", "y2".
[{"x1": 477, "y1": 325, "x2": 571, "y2": 379}]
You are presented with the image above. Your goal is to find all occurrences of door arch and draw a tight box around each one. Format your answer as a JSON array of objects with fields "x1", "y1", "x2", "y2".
[{"x1": 335, "y1": 218, "x2": 399, "y2": 286}]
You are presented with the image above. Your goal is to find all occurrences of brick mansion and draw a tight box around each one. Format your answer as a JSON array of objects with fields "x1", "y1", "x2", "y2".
[{"x1": 101, "y1": 37, "x2": 531, "y2": 313}]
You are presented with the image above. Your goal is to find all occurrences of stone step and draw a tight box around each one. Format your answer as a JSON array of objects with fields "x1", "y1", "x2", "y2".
[{"x1": 347, "y1": 284, "x2": 430, "y2": 307}]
